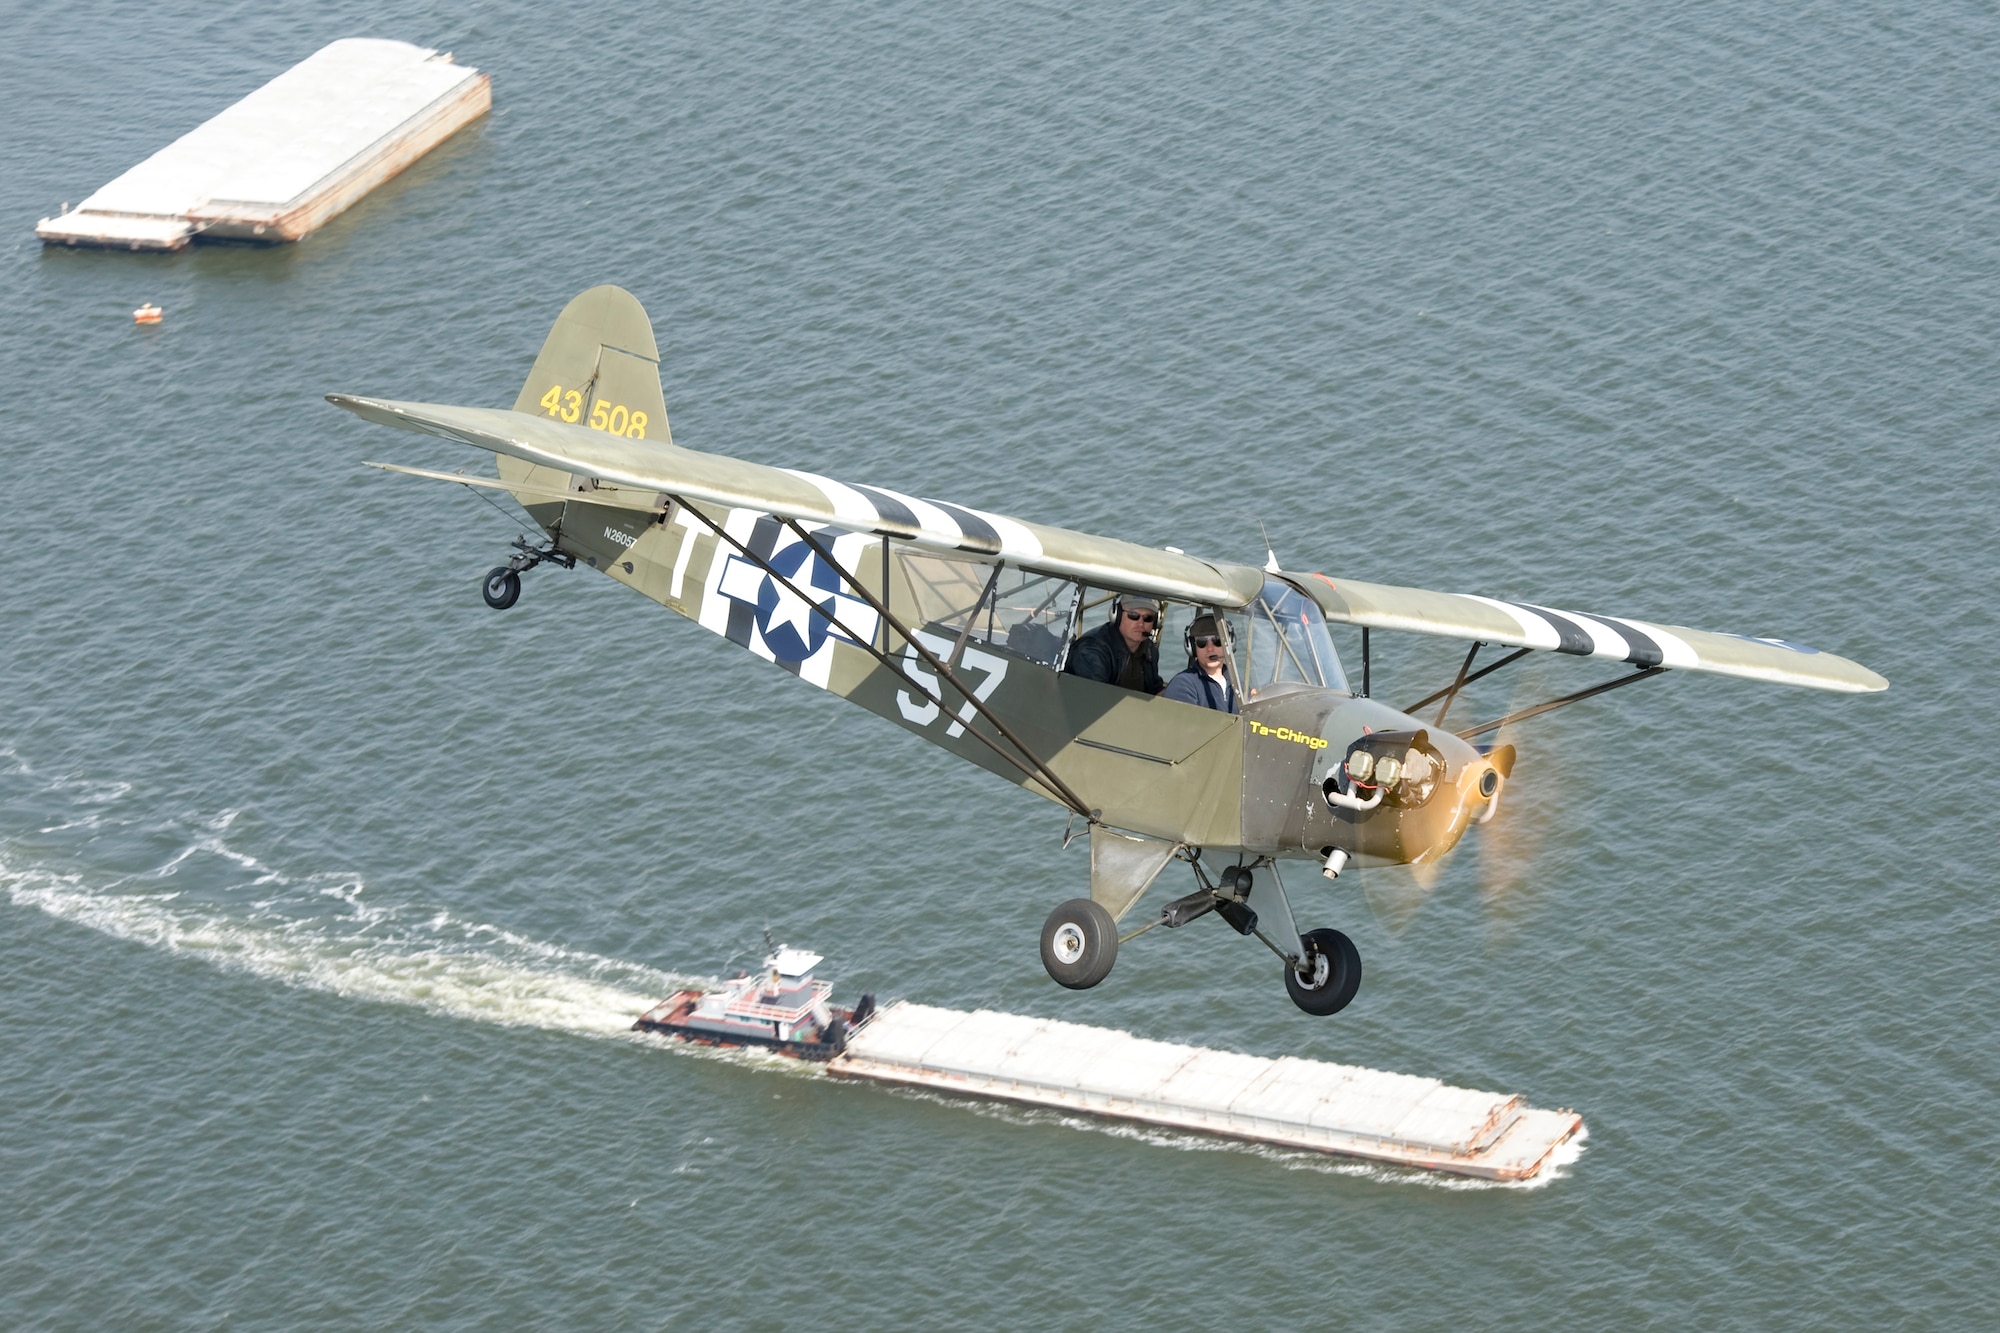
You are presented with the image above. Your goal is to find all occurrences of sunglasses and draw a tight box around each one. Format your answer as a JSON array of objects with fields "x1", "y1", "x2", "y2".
[
  {"x1": 1123, "y1": 610, "x2": 1157, "y2": 625},
  {"x1": 1192, "y1": 634, "x2": 1223, "y2": 648}
]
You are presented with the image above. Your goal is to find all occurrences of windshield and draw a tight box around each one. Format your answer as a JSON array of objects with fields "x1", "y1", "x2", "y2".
[{"x1": 1239, "y1": 577, "x2": 1348, "y2": 695}]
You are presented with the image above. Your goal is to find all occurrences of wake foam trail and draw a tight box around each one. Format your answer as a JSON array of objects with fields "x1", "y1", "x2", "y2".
[
  {"x1": 0, "y1": 763, "x2": 702, "y2": 1042},
  {"x1": 4, "y1": 856, "x2": 697, "y2": 1038}
]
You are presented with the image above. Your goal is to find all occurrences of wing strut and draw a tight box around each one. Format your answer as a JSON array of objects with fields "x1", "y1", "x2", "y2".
[
  {"x1": 776, "y1": 515, "x2": 1099, "y2": 823},
  {"x1": 1401, "y1": 646, "x2": 1534, "y2": 718},
  {"x1": 1453, "y1": 665, "x2": 1667, "y2": 740},
  {"x1": 1433, "y1": 642, "x2": 1482, "y2": 728},
  {"x1": 664, "y1": 497, "x2": 1097, "y2": 822}
]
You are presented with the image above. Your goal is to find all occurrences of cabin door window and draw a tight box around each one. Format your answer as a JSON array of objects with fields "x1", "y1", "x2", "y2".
[{"x1": 898, "y1": 551, "x2": 1081, "y2": 669}]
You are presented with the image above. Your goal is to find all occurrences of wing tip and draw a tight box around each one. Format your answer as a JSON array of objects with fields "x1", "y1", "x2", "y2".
[{"x1": 326, "y1": 391, "x2": 389, "y2": 415}]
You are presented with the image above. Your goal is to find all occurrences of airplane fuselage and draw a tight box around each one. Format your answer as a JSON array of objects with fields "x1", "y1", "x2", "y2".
[{"x1": 528, "y1": 488, "x2": 1496, "y2": 871}]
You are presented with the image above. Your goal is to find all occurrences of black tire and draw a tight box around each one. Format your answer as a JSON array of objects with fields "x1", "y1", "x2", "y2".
[
  {"x1": 1040, "y1": 898, "x2": 1117, "y2": 990},
  {"x1": 1285, "y1": 927, "x2": 1362, "y2": 1015},
  {"x1": 482, "y1": 567, "x2": 521, "y2": 610}
]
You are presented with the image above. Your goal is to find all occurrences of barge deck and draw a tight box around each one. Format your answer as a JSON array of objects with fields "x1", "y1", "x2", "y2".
[
  {"x1": 36, "y1": 38, "x2": 489, "y2": 251},
  {"x1": 828, "y1": 1001, "x2": 1582, "y2": 1181}
]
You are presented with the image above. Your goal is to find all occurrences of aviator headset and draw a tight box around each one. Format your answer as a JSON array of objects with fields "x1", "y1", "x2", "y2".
[
  {"x1": 1110, "y1": 595, "x2": 1160, "y2": 636},
  {"x1": 1184, "y1": 611, "x2": 1230, "y2": 660}
]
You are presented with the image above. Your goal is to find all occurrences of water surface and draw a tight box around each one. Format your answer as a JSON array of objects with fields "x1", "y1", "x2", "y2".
[{"x1": 3, "y1": 2, "x2": 1994, "y2": 1327}]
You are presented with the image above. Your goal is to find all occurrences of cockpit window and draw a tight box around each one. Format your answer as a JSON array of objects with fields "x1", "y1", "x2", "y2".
[{"x1": 1239, "y1": 577, "x2": 1348, "y2": 694}]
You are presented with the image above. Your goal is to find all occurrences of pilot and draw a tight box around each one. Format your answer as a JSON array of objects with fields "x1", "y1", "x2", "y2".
[
  {"x1": 1064, "y1": 594, "x2": 1165, "y2": 694},
  {"x1": 1162, "y1": 614, "x2": 1238, "y2": 713}
]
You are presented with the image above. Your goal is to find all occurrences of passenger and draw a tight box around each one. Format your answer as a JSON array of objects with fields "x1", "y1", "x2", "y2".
[
  {"x1": 1064, "y1": 594, "x2": 1165, "y2": 694},
  {"x1": 1162, "y1": 614, "x2": 1238, "y2": 713}
]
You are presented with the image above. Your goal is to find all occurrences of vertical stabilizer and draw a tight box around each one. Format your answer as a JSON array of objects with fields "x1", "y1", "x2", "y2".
[
  {"x1": 503, "y1": 285, "x2": 669, "y2": 520},
  {"x1": 512, "y1": 285, "x2": 670, "y2": 444}
]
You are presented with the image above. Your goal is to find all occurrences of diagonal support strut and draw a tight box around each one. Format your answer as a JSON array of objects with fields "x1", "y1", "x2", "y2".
[
  {"x1": 775, "y1": 515, "x2": 1097, "y2": 822},
  {"x1": 1402, "y1": 646, "x2": 1533, "y2": 716},
  {"x1": 1454, "y1": 665, "x2": 1667, "y2": 740}
]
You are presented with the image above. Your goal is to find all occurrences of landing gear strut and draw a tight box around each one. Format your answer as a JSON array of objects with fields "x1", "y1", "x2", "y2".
[
  {"x1": 480, "y1": 536, "x2": 574, "y2": 610},
  {"x1": 1100, "y1": 851, "x2": 1365, "y2": 1015}
]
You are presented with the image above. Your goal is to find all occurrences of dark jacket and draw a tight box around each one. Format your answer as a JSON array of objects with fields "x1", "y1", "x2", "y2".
[
  {"x1": 1064, "y1": 620, "x2": 1163, "y2": 694},
  {"x1": 1161, "y1": 666, "x2": 1239, "y2": 713}
]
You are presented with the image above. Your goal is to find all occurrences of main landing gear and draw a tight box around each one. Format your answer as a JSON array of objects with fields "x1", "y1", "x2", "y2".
[
  {"x1": 1040, "y1": 899, "x2": 1117, "y2": 989},
  {"x1": 481, "y1": 536, "x2": 575, "y2": 610},
  {"x1": 1284, "y1": 927, "x2": 1363, "y2": 1016},
  {"x1": 1038, "y1": 854, "x2": 1363, "y2": 1015}
]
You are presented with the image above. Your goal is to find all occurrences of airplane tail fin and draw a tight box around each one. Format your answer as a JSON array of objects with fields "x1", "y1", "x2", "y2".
[{"x1": 512, "y1": 285, "x2": 671, "y2": 446}]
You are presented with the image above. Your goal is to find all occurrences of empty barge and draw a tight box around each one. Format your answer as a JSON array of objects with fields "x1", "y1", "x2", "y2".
[{"x1": 36, "y1": 38, "x2": 489, "y2": 251}]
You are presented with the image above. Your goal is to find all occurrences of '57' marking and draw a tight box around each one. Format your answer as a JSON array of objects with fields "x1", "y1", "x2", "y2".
[{"x1": 895, "y1": 630, "x2": 1007, "y2": 739}]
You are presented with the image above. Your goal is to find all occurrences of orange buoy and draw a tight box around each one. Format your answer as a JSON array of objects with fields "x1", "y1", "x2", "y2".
[{"x1": 133, "y1": 303, "x2": 163, "y2": 324}]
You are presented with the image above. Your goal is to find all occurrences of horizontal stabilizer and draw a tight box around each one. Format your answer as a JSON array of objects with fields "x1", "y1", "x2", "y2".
[{"x1": 364, "y1": 460, "x2": 668, "y2": 512}]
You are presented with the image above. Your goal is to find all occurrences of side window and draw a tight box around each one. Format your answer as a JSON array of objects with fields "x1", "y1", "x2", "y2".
[{"x1": 900, "y1": 551, "x2": 1081, "y2": 668}]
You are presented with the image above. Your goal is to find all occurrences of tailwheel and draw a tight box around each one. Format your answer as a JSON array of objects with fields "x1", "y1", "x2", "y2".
[
  {"x1": 1285, "y1": 927, "x2": 1362, "y2": 1015},
  {"x1": 1040, "y1": 898, "x2": 1117, "y2": 990},
  {"x1": 482, "y1": 567, "x2": 521, "y2": 610}
]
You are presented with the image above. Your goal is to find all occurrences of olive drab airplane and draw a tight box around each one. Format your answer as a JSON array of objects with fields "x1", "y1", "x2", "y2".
[{"x1": 330, "y1": 286, "x2": 1888, "y2": 1016}]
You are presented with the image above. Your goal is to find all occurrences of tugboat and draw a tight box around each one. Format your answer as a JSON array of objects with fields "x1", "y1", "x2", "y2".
[{"x1": 634, "y1": 941, "x2": 877, "y2": 1061}]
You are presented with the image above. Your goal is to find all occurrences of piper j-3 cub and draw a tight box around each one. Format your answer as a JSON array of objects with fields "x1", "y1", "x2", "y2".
[{"x1": 330, "y1": 286, "x2": 1887, "y2": 1016}]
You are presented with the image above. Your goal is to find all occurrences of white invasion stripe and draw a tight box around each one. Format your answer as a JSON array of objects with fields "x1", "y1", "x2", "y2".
[
  {"x1": 780, "y1": 469, "x2": 878, "y2": 530},
  {"x1": 716, "y1": 551, "x2": 767, "y2": 604},
  {"x1": 1459, "y1": 595, "x2": 1564, "y2": 651},
  {"x1": 967, "y1": 507, "x2": 1044, "y2": 562},
  {"x1": 1546, "y1": 608, "x2": 1632, "y2": 660},
  {"x1": 871, "y1": 485, "x2": 964, "y2": 546},
  {"x1": 668, "y1": 507, "x2": 703, "y2": 599},
  {"x1": 1610, "y1": 617, "x2": 1700, "y2": 669}
]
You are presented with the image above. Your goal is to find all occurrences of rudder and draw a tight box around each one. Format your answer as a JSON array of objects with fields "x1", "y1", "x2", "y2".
[{"x1": 511, "y1": 285, "x2": 671, "y2": 446}]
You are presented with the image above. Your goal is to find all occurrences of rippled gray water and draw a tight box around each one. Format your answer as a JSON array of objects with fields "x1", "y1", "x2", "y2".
[{"x1": 4, "y1": 2, "x2": 1996, "y2": 1327}]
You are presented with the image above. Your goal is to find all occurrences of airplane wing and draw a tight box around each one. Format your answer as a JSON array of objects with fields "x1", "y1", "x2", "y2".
[
  {"x1": 329, "y1": 392, "x2": 1884, "y2": 695},
  {"x1": 1295, "y1": 572, "x2": 1887, "y2": 694},
  {"x1": 327, "y1": 393, "x2": 1265, "y2": 608}
]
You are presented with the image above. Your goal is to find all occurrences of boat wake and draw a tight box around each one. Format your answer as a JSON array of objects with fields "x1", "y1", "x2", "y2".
[{"x1": 0, "y1": 747, "x2": 698, "y2": 1041}]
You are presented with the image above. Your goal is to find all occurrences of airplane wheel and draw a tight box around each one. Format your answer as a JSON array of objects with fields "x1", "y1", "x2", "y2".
[
  {"x1": 1040, "y1": 898, "x2": 1117, "y2": 990},
  {"x1": 482, "y1": 567, "x2": 521, "y2": 610},
  {"x1": 1285, "y1": 928, "x2": 1361, "y2": 1016}
]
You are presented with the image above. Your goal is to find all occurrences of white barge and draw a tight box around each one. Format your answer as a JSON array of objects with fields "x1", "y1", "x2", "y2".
[
  {"x1": 36, "y1": 38, "x2": 490, "y2": 252},
  {"x1": 635, "y1": 954, "x2": 1581, "y2": 1181},
  {"x1": 828, "y1": 1002, "x2": 1582, "y2": 1181}
]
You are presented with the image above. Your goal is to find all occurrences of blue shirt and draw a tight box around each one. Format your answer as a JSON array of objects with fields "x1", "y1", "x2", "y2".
[{"x1": 1162, "y1": 667, "x2": 1237, "y2": 713}]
